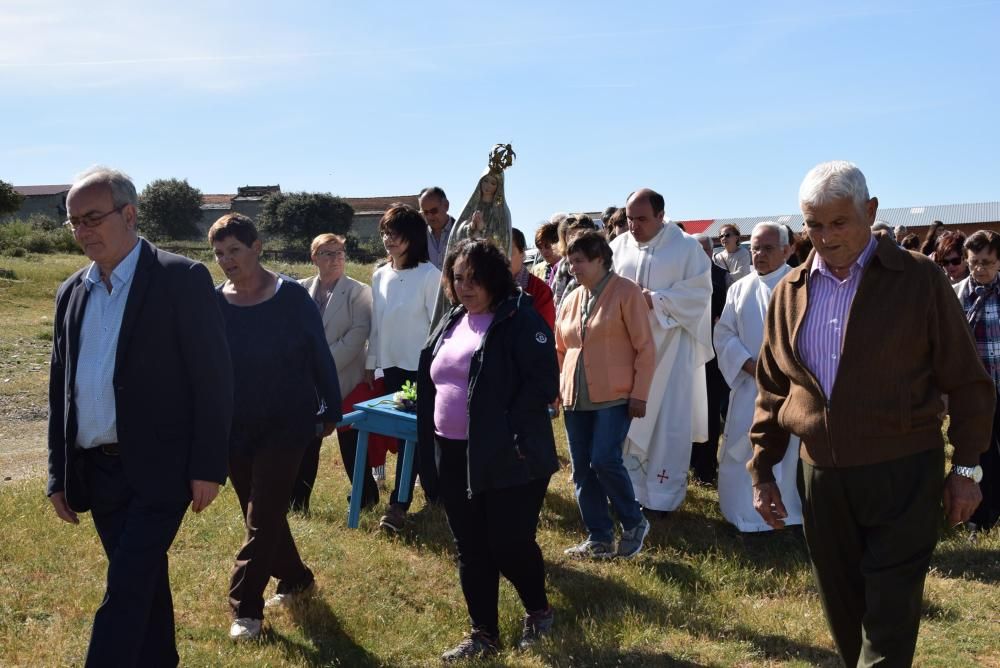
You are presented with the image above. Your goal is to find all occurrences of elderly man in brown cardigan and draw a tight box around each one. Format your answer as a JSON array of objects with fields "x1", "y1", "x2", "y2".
[{"x1": 748, "y1": 161, "x2": 994, "y2": 667}]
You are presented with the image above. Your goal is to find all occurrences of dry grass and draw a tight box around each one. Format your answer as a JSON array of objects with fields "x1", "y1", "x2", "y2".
[
  {"x1": 0, "y1": 252, "x2": 997, "y2": 667},
  {"x1": 1, "y1": 445, "x2": 997, "y2": 667}
]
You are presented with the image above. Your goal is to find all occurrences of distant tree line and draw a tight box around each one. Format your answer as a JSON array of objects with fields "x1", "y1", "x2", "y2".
[{"x1": 1, "y1": 176, "x2": 364, "y2": 260}]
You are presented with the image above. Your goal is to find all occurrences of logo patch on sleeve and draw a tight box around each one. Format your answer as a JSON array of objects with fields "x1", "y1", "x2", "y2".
[{"x1": 535, "y1": 332, "x2": 547, "y2": 344}]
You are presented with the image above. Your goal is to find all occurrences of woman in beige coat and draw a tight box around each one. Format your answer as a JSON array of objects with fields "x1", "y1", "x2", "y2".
[{"x1": 292, "y1": 233, "x2": 374, "y2": 512}]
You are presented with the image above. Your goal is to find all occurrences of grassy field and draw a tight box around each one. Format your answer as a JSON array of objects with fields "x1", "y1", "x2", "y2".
[{"x1": 0, "y1": 252, "x2": 998, "y2": 667}]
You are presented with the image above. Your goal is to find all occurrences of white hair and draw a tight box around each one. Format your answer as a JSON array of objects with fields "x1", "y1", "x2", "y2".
[
  {"x1": 693, "y1": 232, "x2": 713, "y2": 252},
  {"x1": 798, "y1": 160, "x2": 869, "y2": 213},
  {"x1": 70, "y1": 165, "x2": 138, "y2": 208},
  {"x1": 871, "y1": 221, "x2": 892, "y2": 232},
  {"x1": 751, "y1": 221, "x2": 789, "y2": 247},
  {"x1": 548, "y1": 212, "x2": 569, "y2": 225}
]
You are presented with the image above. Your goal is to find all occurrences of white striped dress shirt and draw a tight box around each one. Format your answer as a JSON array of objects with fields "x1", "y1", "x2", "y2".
[{"x1": 799, "y1": 235, "x2": 877, "y2": 398}]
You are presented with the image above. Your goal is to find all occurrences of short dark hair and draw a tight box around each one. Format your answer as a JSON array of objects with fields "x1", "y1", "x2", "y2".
[
  {"x1": 566, "y1": 231, "x2": 613, "y2": 271},
  {"x1": 965, "y1": 229, "x2": 1000, "y2": 256},
  {"x1": 379, "y1": 204, "x2": 429, "y2": 269},
  {"x1": 511, "y1": 227, "x2": 527, "y2": 253},
  {"x1": 901, "y1": 233, "x2": 920, "y2": 250},
  {"x1": 627, "y1": 189, "x2": 665, "y2": 216},
  {"x1": 934, "y1": 230, "x2": 966, "y2": 261},
  {"x1": 442, "y1": 238, "x2": 517, "y2": 310},
  {"x1": 534, "y1": 221, "x2": 560, "y2": 247},
  {"x1": 418, "y1": 186, "x2": 447, "y2": 201},
  {"x1": 608, "y1": 207, "x2": 627, "y2": 230},
  {"x1": 208, "y1": 213, "x2": 258, "y2": 247},
  {"x1": 558, "y1": 214, "x2": 598, "y2": 253},
  {"x1": 601, "y1": 206, "x2": 618, "y2": 224}
]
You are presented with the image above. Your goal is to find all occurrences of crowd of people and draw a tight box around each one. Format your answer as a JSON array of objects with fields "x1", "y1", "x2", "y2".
[{"x1": 45, "y1": 160, "x2": 998, "y2": 666}]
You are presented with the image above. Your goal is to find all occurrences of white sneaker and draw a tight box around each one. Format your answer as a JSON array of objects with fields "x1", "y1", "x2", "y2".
[
  {"x1": 265, "y1": 581, "x2": 315, "y2": 609},
  {"x1": 229, "y1": 617, "x2": 262, "y2": 640}
]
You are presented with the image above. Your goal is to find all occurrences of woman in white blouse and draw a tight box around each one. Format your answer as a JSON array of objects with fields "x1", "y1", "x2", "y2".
[{"x1": 365, "y1": 204, "x2": 441, "y2": 533}]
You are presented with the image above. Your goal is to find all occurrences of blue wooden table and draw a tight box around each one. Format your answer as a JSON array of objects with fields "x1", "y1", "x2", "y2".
[{"x1": 338, "y1": 394, "x2": 417, "y2": 528}]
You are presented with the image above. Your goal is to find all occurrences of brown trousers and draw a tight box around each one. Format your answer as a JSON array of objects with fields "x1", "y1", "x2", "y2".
[
  {"x1": 798, "y1": 447, "x2": 943, "y2": 667},
  {"x1": 228, "y1": 443, "x2": 314, "y2": 619}
]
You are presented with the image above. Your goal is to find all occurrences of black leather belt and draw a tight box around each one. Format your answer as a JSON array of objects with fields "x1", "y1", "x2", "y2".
[{"x1": 79, "y1": 443, "x2": 120, "y2": 456}]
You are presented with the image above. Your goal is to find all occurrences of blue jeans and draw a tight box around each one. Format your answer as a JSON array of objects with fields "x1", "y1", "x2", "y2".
[{"x1": 563, "y1": 404, "x2": 643, "y2": 543}]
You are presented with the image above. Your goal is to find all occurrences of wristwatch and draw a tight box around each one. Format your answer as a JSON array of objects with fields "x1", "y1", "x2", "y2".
[{"x1": 951, "y1": 465, "x2": 983, "y2": 483}]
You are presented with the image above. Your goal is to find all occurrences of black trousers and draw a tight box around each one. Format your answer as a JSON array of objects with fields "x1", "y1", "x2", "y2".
[
  {"x1": 383, "y1": 367, "x2": 438, "y2": 509},
  {"x1": 290, "y1": 430, "x2": 380, "y2": 512},
  {"x1": 289, "y1": 437, "x2": 322, "y2": 512},
  {"x1": 690, "y1": 357, "x2": 728, "y2": 484},
  {"x1": 437, "y1": 436, "x2": 550, "y2": 637},
  {"x1": 83, "y1": 450, "x2": 187, "y2": 668},
  {"x1": 229, "y1": 442, "x2": 314, "y2": 620},
  {"x1": 970, "y1": 401, "x2": 1000, "y2": 531},
  {"x1": 798, "y1": 448, "x2": 943, "y2": 668}
]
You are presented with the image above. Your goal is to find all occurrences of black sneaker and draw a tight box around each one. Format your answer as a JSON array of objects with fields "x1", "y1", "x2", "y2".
[
  {"x1": 518, "y1": 606, "x2": 554, "y2": 650},
  {"x1": 379, "y1": 503, "x2": 407, "y2": 533},
  {"x1": 441, "y1": 630, "x2": 500, "y2": 662}
]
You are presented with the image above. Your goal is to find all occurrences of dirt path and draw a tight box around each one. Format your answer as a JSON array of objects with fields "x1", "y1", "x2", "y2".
[{"x1": 0, "y1": 419, "x2": 47, "y2": 483}]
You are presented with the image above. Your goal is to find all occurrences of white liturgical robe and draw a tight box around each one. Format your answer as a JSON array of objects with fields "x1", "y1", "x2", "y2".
[
  {"x1": 610, "y1": 223, "x2": 714, "y2": 511},
  {"x1": 713, "y1": 264, "x2": 802, "y2": 532}
]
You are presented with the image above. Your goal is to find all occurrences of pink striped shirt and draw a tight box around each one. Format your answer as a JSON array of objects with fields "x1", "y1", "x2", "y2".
[{"x1": 799, "y1": 235, "x2": 878, "y2": 398}]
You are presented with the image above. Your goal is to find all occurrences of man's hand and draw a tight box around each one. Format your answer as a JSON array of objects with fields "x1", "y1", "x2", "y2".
[
  {"x1": 363, "y1": 369, "x2": 375, "y2": 390},
  {"x1": 320, "y1": 422, "x2": 338, "y2": 438},
  {"x1": 741, "y1": 358, "x2": 757, "y2": 377},
  {"x1": 753, "y1": 482, "x2": 788, "y2": 529},
  {"x1": 942, "y1": 473, "x2": 982, "y2": 526},
  {"x1": 628, "y1": 398, "x2": 647, "y2": 418},
  {"x1": 48, "y1": 491, "x2": 79, "y2": 524},
  {"x1": 549, "y1": 400, "x2": 560, "y2": 419},
  {"x1": 642, "y1": 289, "x2": 654, "y2": 310},
  {"x1": 190, "y1": 480, "x2": 220, "y2": 513}
]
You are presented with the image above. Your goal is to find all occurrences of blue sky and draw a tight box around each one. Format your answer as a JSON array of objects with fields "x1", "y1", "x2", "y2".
[{"x1": 2, "y1": 0, "x2": 998, "y2": 233}]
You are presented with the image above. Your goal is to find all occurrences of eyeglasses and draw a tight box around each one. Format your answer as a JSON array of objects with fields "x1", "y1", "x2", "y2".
[
  {"x1": 937, "y1": 256, "x2": 963, "y2": 267},
  {"x1": 720, "y1": 232, "x2": 737, "y2": 239},
  {"x1": 969, "y1": 258, "x2": 999, "y2": 269},
  {"x1": 380, "y1": 231, "x2": 400, "y2": 241},
  {"x1": 316, "y1": 250, "x2": 346, "y2": 259},
  {"x1": 64, "y1": 203, "x2": 127, "y2": 230}
]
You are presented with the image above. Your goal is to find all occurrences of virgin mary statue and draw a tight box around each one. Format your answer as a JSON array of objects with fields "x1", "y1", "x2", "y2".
[{"x1": 429, "y1": 144, "x2": 515, "y2": 329}]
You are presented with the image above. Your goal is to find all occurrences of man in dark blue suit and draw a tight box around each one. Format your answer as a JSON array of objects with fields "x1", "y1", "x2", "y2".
[{"x1": 47, "y1": 166, "x2": 233, "y2": 667}]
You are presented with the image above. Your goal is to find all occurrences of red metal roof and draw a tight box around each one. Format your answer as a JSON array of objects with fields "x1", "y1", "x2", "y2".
[
  {"x1": 14, "y1": 184, "x2": 72, "y2": 196},
  {"x1": 343, "y1": 195, "x2": 419, "y2": 213},
  {"x1": 201, "y1": 194, "x2": 234, "y2": 205},
  {"x1": 677, "y1": 219, "x2": 714, "y2": 234}
]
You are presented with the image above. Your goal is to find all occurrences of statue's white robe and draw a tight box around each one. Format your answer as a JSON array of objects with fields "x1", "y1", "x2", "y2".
[
  {"x1": 610, "y1": 223, "x2": 713, "y2": 511},
  {"x1": 713, "y1": 265, "x2": 802, "y2": 531}
]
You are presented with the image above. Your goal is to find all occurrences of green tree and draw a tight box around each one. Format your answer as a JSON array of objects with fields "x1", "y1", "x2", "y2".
[
  {"x1": 0, "y1": 179, "x2": 24, "y2": 218},
  {"x1": 137, "y1": 178, "x2": 203, "y2": 240},
  {"x1": 257, "y1": 192, "x2": 354, "y2": 243}
]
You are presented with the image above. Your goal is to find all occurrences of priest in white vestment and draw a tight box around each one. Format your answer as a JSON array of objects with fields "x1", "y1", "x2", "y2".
[
  {"x1": 714, "y1": 222, "x2": 803, "y2": 531},
  {"x1": 610, "y1": 189, "x2": 714, "y2": 512}
]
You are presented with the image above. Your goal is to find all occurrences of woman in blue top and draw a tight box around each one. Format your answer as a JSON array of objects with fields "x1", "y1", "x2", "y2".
[{"x1": 208, "y1": 213, "x2": 342, "y2": 641}]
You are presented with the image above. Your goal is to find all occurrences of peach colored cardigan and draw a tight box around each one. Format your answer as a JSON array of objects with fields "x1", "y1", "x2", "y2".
[{"x1": 555, "y1": 272, "x2": 655, "y2": 406}]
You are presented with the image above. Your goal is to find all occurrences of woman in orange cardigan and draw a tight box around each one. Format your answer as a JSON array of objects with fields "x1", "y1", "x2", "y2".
[{"x1": 555, "y1": 232, "x2": 656, "y2": 560}]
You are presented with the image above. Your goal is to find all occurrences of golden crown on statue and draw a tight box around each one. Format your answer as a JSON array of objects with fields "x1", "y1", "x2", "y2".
[{"x1": 488, "y1": 144, "x2": 516, "y2": 173}]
